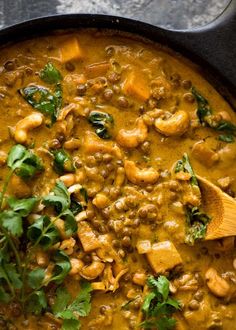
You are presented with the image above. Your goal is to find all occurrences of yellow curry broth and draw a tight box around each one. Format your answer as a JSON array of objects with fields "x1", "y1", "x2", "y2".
[{"x1": 0, "y1": 30, "x2": 235, "y2": 329}]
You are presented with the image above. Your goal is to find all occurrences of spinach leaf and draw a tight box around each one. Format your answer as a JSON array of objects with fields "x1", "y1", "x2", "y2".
[
  {"x1": 191, "y1": 87, "x2": 212, "y2": 123},
  {"x1": 39, "y1": 63, "x2": 62, "y2": 84},
  {"x1": 51, "y1": 149, "x2": 75, "y2": 174},
  {"x1": 218, "y1": 134, "x2": 235, "y2": 143},
  {"x1": 191, "y1": 87, "x2": 236, "y2": 140},
  {"x1": 7, "y1": 144, "x2": 44, "y2": 179},
  {"x1": 175, "y1": 153, "x2": 198, "y2": 186},
  {"x1": 27, "y1": 215, "x2": 60, "y2": 249},
  {"x1": 88, "y1": 111, "x2": 114, "y2": 139},
  {"x1": 216, "y1": 121, "x2": 236, "y2": 133},
  {"x1": 185, "y1": 206, "x2": 211, "y2": 245},
  {"x1": 19, "y1": 85, "x2": 62, "y2": 124},
  {"x1": 141, "y1": 276, "x2": 180, "y2": 330}
]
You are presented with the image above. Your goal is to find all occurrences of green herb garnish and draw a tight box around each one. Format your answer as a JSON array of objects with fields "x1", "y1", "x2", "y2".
[
  {"x1": 185, "y1": 206, "x2": 211, "y2": 245},
  {"x1": 19, "y1": 85, "x2": 62, "y2": 124},
  {"x1": 141, "y1": 275, "x2": 180, "y2": 330},
  {"x1": 52, "y1": 281, "x2": 92, "y2": 330},
  {"x1": 88, "y1": 111, "x2": 114, "y2": 139},
  {"x1": 51, "y1": 149, "x2": 75, "y2": 174},
  {"x1": 191, "y1": 87, "x2": 236, "y2": 142},
  {"x1": 39, "y1": 62, "x2": 62, "y2": 84},
  {"x1": 175, "y1": 153, "x2": 198, "y2": 186}
]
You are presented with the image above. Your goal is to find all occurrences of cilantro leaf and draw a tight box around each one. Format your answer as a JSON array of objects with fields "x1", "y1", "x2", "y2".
[
  {"x1": 27, "y1": 290, "x2": 47, "y2": 315},
  {"x1": 4, "y1": 263, "x2": 22, "y2": 289},
  {"x1": 43, "y1": 181, "x2": 77, "y2": 236},
  {"x1": 27, "y1": 215, "x2": 60, "y2": 249},
  {"x1": 7, "y1": 144, "x2": 44, "y2": 179},
  {"x1": 0, "y1": 210, "x2": 23, "y2": 236},
  {"x1": 40, "y1": 62, "x2": 62, "y2": 84},
  {"x1": 175, "y1": 153, "x2": 198, "y2": 186},
  {"x1": 28, "y1": 268, "x2": 45, "y2": 289},
  {"x1": 7, "y1": 197, "x2": 38, "y2": 217},
  {"x1": 52, "y1": 286, "x2": 71, "y2": 315},
  {"x1": 62, "y1": 319, "x2": 80, "y2": 330},
  {"x1": 52, "y1": 281, "x2": 92, "y2": 329},
  {"x1": 0, "y1": 287, "x2": 11, "y2": 303},
  {"x1": 141, "y1": 276, "x2": 180, "y2": 330},
  {"x1": 51, "y1": 250, "x2": 71, "y2": 284},
  {"x1": 67, "y1": 281, "x2": 92, "y2": 317},
  {"x1": 51, "y1": 149, "x2": 75, "y2": 175},
  {"x1": 43, "y1": 181, "x2": 70, "y2": 213}
]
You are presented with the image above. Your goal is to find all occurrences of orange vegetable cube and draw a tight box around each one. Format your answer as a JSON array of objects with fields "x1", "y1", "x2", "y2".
[
  {"x1": 60, "y1": 37, "x2": 83, "y2": 63},
  {"x1": 122, "y1": 71, "x2": 150, "y2": 102},
  {"x1": 146, "y1": 241, "x2": 182, "y2": 274}
]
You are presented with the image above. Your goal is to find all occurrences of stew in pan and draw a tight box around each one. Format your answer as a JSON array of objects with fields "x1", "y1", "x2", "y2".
[{"x1": 0, "y1": 30, "x2": 235, "y2": 330}]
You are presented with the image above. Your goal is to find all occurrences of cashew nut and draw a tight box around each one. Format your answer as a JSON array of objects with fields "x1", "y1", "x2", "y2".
[
  {"x1": 14, "y1": 112, "x2": 44, "y2": 144},
  {"x1": 80, "y1": 259, "x2": 105, "y2": 280},
  {"x1": 69, "y1": 258, "x2": 84, "y2": 276},
  {"x1": 116, "y1": 118, "x2": 148, "y2": 148},
  {"x1": 205, "y1": 268, "x2": 230, "y2": 298},
  {"x1": 124, "y1": 160, "x2": 159, "y2": 185},
  {"x1": 154, "y1": 110, "x2": 189, "y2": 136}
]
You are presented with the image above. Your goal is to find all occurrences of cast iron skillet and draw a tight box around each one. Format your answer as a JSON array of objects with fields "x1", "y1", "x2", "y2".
[{"x1": 0, "y1": 0, "x2": 235, "y2": 102}]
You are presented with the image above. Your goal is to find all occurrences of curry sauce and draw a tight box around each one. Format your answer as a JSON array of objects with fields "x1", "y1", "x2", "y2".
[{"x1": 0, "y1": 29, "x2": 235, "y2": 330}]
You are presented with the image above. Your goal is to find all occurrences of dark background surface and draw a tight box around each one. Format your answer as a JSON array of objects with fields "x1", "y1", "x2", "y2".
[{"x1": 0, "y1": 0, "x2": 230, "y2": 30}]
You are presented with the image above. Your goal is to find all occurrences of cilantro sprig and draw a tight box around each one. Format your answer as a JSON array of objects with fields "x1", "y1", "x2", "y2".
[
  {"x1": 52, "y1": 281, "x2": 92, "y2": 330},
  {"x1": 141, "y1": 276, "x2": 180, "y2": 330}
]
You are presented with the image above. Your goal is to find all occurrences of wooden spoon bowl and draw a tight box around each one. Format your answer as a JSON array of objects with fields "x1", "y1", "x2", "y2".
[{"x1": 197, "y1": 175, "x2": 236, "y2": 240}]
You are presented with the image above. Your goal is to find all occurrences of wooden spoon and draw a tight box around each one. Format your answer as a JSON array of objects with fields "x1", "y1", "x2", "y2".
[{"x1": 197, "y1": 175, "x2": 236, "y2": 240}]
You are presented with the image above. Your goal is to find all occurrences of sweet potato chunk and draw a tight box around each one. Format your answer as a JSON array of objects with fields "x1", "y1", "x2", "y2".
[
  {"x1": 85, "y1": 61, "x2": 110, "y2": 78},
  {"x1": 60, "y1": 37, "x2": 83, "y2": 63},
  {"x1": 123, "y1": 71, "x2": 150, "y2": 102},
  {"x1": 146, "y1": 241, "x2": 182, "y2": 274},
  {"x1": 77, "y1": 221, "x2": 101, "y2": 252}
]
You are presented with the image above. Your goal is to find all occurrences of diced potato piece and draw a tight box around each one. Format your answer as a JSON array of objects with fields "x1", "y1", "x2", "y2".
[
  {"x1": 122, "y1": 71, "x2": 150, "y2": 102},
  {"x1": 60, "y1": 37, "x2": 83, "y2": 63},
  {"x1": 77, "y1": 221, "x2": 101, "y2": 252},
  {"x1": 132, "y1": 271, "x2": 147, "y2": 286},
  {"x1": 136, "y1": 240, "x2": 152, "y2": 254},
  {"x1": 192, "y1": 141, "x2": 219, "y2": 167},
  {"x1": 85, "y1": 61, "x2": 110, "y2": 78},
  {"x1": 146, "y1": 241, "x2": 182, "y2": 274}
]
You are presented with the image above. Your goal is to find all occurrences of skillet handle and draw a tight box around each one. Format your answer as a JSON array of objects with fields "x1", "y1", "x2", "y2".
[{"x1": 165, "y1": 0, "x2": 236, "y2": 89}]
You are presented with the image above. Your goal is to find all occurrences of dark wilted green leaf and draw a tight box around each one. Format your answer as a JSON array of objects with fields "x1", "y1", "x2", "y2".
[
  {"x1": 28, "y1": 268, "x2": 45, "y2": 289},
  {"x1": 51, "y1": 149, "x2": 75, "y2": 175},
  {"x1": 88, "y1": 111, "x2": 113, "y2": 139}
]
